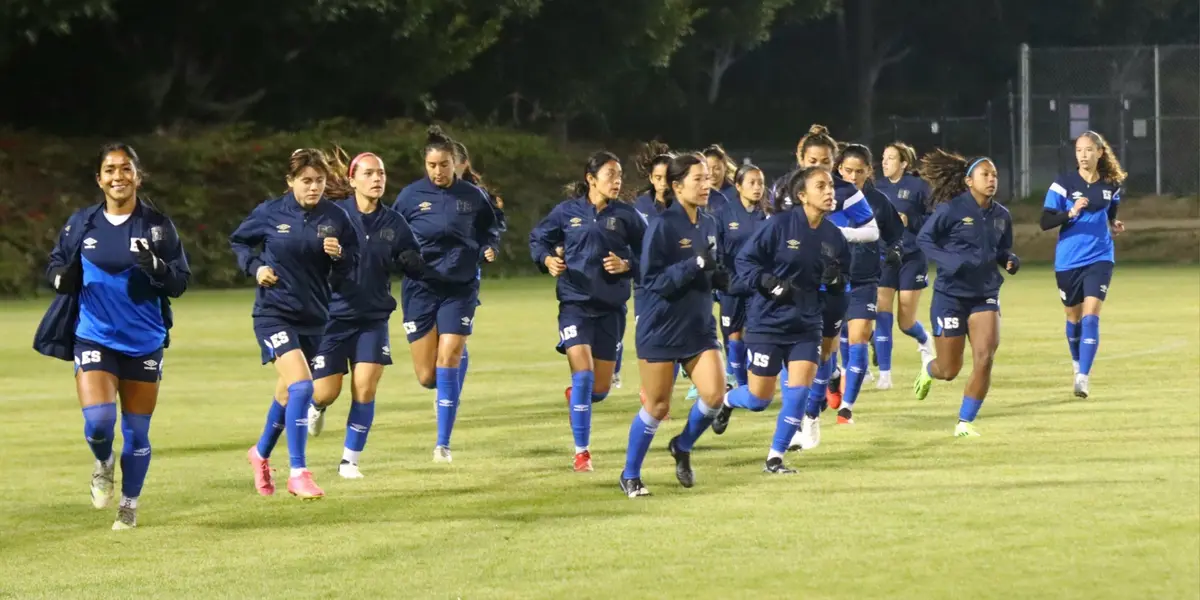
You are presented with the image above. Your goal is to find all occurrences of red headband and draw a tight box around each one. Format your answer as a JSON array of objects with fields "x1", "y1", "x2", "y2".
[{"x1": 349, "y1": 152, "x2": 383, "y2": 177}]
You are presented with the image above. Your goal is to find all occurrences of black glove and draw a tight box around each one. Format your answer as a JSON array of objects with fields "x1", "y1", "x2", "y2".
[
  {"x1": 50, "y1": 259, "x2": 82, "y2": 294},
  {"x1": 1004, "y1": 253, "x2": 1021, "y2": 275},
  {"x1": 821, "y1": 259, "x2": 842, "y2": 286},
  {"x1": 133, "y1": 239, "x2": 167, "y2": 278},
  {"x1": 710, "y1": 268, "x2": 730, "y2": 292},
  {"x1": 396, "y1": 248, "x2": 425, "y2": 279},
  {"x1": 885, "y1": 244, "x2": 903, "y2": 267},
  {"x1": 696, "y1": 244, "x2": 718, "y2": 273},
  {"x1": 757, "y1": 273, "x2": 793, "y2": 302}
]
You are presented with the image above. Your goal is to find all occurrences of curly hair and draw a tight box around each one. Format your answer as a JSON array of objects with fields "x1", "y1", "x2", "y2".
[
  {"x1": 1079, "y1": 131, "x2": 1128, "y2": 186},
  {"x1": 919, "y1": 148, "x2": 996, "y2": 206},
  {"x1": 796, "y1": 124, "x2": 838, "y2": 160},
  {"x1": 321, "y1": 144, "x2": 355, "y2": 200},
  {"x1": 635, "y1": 140, "x2": 674, "y2": 198}
]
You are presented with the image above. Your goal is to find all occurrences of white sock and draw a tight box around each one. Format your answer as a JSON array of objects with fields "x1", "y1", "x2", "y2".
[
  {"x1": 574, "y1": 446, "x2": 588, "y2": 454},
  {"x1": 767, "y1": 448, "x2": 785, "y2": 461},
  {"x1": 342, "y1": 448, "x2": 361, "y2": 464},
  {"x1": 290, "y1": 468, "x2": 307, "y2": 478},
  {"x1": 1072, "y1": 360, "x2": 1080, "y2": 374},
  {"x1": 120, "y1": 496, "x2": 138, "y2": 509}
]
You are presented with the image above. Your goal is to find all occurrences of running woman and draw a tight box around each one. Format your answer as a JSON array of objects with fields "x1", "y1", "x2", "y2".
[
  {"x1": 34, "y1": 143, "x2": 191, "y2": 529},
  {"x1": 231, "y1": 148, "x2": 359, "y2": 499},
  {"x1": 1039, "y1": 131, "x2": 1127, "y2": 398},
  {"x1": 530, "y1": 151, "x2": 645, "y2": 472},
  {"x1": 913, "y1": 150, "x2": 1020, "y2": 437},
  {"x1": 715, "y1": 163, "x2": 769, "y2": 390}
]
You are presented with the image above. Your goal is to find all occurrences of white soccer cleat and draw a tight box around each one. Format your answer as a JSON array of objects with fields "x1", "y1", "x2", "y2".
[
  {"x1": 307, "y1": 404, "x2": 326, "y2": 437},
  {"x1": 863, "y1": 370, "x2": 875, "y2": 384},
  {"x1": 791, "y1": 415, "x2": 820, "y2": 450},
  {"x1": 954, "y1": 421, "x2": 981, "y2": 437},
  {"x1": 1074, "y1": 374, "x2": 1089, "y2": 399},
  {"x1": 875, "y1": 370, "x2": 893, "y2": 390},
  {"x1": 338, "y1": 461, "x2": 364, "y2": 479},
  {"x1": 433, "y1": 446, "x2": 453, "y2": 463},
  {"x1": 91, "y1": 457, "x2": 115, "y2": 509},
  {"x1": 1072, "y1": 360, "x2": 1080, "y2": 376},
  {"x1": 111, "y1": 498, "x2": 137, "y2": 530},
  {"x1": 612, "y1": 372, "x2": 622, "y2": 389}
]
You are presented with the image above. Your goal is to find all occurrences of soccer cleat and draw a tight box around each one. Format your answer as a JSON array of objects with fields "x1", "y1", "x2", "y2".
[
  {"x1": 667, "y1": 436, "x2": 694, "y2": 488},
  {"x1": 875, "y1": 370, "x2": 893, "y2": 390},
  {"x1": 247, "y1": 446, "x2": 275, "y2": 496},
  {"x1": 338, "y1": 460, "x2": 364, "y2": 479},
  {"x1": 685, "y1": 384, "x2": 699, "y2": 402},
  {"x1": 1072, "y1": 360, "x2": 1080, "y2": 376},
  {"x1": 287, "y1": 470, "x2": 325, "y2": 499},
  {"x1": 573, "y1": 450, "x2": 593, "y2": 473},
  {"x1": 864, "y1": 370, "x2": 875, "y2": 384},
  {"x1": 307, "y1": 404, "x2": 327, "y2": 437},
  {"x1": 433, "y1": 445, "x2": 453, "y2": 463},
  {"x1": 792, "y1": 415, "x2": 820, "y2": 450},
  {"x1": 91, "y1": 457, "x2": 115, "y2": 509},
  {"x1": 1074, "y1": 374, "x2": 1089, "y2": 399},
  {"x1": 619, "y1": 477, "x2": 651, "y2": 498},
  {"x1": 111, "y1": 502, "x2": 137, "y2": 530},
  {"x1": 837, "y1": 407, "x2": 854, "y2": 425},
  {"x1": 711, "y1": 404, "x2": 733, "y2": 435},
  {"x1": 826, "y1": 375, "x2": 843, "y2": 410},
  {"x1": 725, "y1": 371, "x2": 736, "y2": 392},
  {"x1": 954, "y1": 421, "x2": 980, "y2": 438},
  {"x1": 612, "y1": 372, "x2": 622, "y2": 389},
  {"x1": 763, "y1": 456, "x2": 797, "y2": 474},
  {"x1": 913, "y1": 361, "x2": 933, "y2": 401}
]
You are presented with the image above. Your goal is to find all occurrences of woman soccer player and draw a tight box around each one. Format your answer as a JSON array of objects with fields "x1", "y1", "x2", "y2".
[
  {"x1": 1039, "y1": 131, "x2": 1127, "y2": 398},
  {"x1": 703, "y1": 144, "x2": 737, "y2": 211},
  {"x1": 713, "y1": 167, "x2": 850, "y2": 473},
  {"x1": 873, "y1": 142, "x2": 935, "y2": 388},
  {"x1": 628, "y1": 143, "x2": 675, "y2": 393},
  {"x1": 392, "y1": 126, "x2": 501, "y2": 463},
  {"x1": 530, "y1": 151, "x2": 645, "y2": 472},
  {"x1": 715, "y1": 163, "x2": 769, "y2": 390},
  {"x1": 913, "y1": 150, "x2": 1020, "y2": 437},
  {"x1": 33, "y1": 143, "x2": 190, "y2": 529},
  {"x1": 831, "y1": 144, "x2": 903, "y2": 424},
  {"x1": 231, "y1": 148, "x2": 360, "y2": 499},
  {"x1": 306, "y1": 150, "x2": 425, "y2": 479},
  {"x1": 621, "y1": 153, "x2": 728, "y2": 497}
]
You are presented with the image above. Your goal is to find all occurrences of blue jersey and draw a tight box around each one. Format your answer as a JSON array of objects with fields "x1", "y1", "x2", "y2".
[
  {"x1": 874, "y1": 174, "x2": 931, "y2": 256},
  {"x1": 848, "y1": 186, "x2": 904, "y2": 285},
  {"x1": 736, "y1": 209, "x2": 850, "y2": 342},
  {"x1": 635, "y1": 202, "x2": 722, "y2": 358},
  {"x1": 392, "y1": 177, "x2": 500, "y2": 286},
  {"x1": 529, "y1": 197, "x2": 646, "y2": 310},
  {"x1": 917, "y1": 192, "x2": 1014, "y2": 299},
  {"x1": 327, "y1": 198, "x2": 420, "y2": 323},
  {"x1": 229, "y1": 192, "x2": 360, "y2": 333},
  {"x1": 704, "y1": 188, "x2": 730, "y2": 214},
  {"x1": 633, "y1": 194, "x2": 667, "y2": 223},
  {"x1": 715, "y1": 196, "x2": 768, "y2": 293},
  {"x1": 1044, "y1": 172, "x2": 1121, "y2": 271}
]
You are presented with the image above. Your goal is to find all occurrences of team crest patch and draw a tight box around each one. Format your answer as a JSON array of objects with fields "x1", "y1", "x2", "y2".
[
  {"x1": 898, "y1": 189, "x2": 910, "y2": 199},
  {"x1": 707, "y1": 235, "x2": 716, "y2": 246},
  {"x1": 821, "y1": 242, "x2": 835, "y2": 258},
  {"x1": 993, "y1": 218, "x2": 1005, "y2": 233},
  {"x1": 318, "y1": 224, "x2": 336, "y2": 238},
  {"x1": 605, "y1": 217, "x2": 617, "y2": 231},
  {"x1": 1103, "y1": 190, "x2": 1112, "y2": 200},
  {"x1": 150, "y1": 226, "x2": 163, "y2": 242},
  {"x1": 380, "y1": 228, "x2": 395, "y2": 241}
]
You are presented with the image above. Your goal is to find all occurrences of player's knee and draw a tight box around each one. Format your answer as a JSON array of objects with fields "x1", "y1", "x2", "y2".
[
  {"x1": 417, "y1": 373, "x2": 436, "y2": 389},
  {"x1": 971, "y1": 348, "x2": 996, "y2": 371},
  {"x1": 940, "y1": 358, "x2": 964, "y2": 381},
  {"x1": 312, "y1": 380, "x2": 341, "y2": 405},
  {"x1": 122, "y1": 413, "x2": 152, "y2": 452}
]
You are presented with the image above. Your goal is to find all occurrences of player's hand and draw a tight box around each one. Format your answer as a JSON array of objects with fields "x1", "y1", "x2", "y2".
[
  {"x1": 602, "y1": 252, "x2": 629, "y2": 274},
  {"x1": 397, "y1": 249, "x2": 425, "y2": 279},
  {"x1": 899, "y1": 213, "x2": 909, "y2": 227},
  {"x1": 133, "y1": 238, "x2": 167, "y2": 278},
  {"x1": 256, "y1": 265, "x2": 279, "y2": 287},
  {"x1": 885, "y1": 244, "x2": 903, "y2": 267},
  {"x1": 696, "y1": 244, "x2": 718, "y2": 273},
  {"x1": 710, "y1": 268, "x2": 731, "y2": 292},
  {"x1": 1068, "y1": 197, "x2": 1089, "y2": 218},
  {"x1": 1005, "y1": 254, "x2": 1021, "y2": 275},
  {"x1": 555, "y1": 245, "x2": 564, "y2": 258},
  {"x1": 544, "y1": 255, "x2": 566, "y2": 277},
  {"x1": 483, "y1": 247, "x2": 497, "y2": 262},
  {"x1": 758, "y1": 273, "x2": 792, "y2": 302},
  {"x1": 51, "y1": 259, "x2": 82, "y2": 294},
  {"x1": 1111, "y1": 219, "x2": 1125, "y2": 235},
  {"x1": 323, "y1": 237, "x2": 342, "y2": 259}
]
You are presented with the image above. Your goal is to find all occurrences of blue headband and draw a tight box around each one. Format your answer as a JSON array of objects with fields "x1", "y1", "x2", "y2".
[{"x1": 967, "y1": 158, "x2": 991, "y2": 175}]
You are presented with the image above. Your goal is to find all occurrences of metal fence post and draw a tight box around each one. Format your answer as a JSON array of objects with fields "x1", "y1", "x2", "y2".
[
  {"x1": 1019, "y1": 43, "x2": 1031, "y2": 197},
  {"x1": 1154, "y1": 44, "x2": 1162, "y2": 195}
]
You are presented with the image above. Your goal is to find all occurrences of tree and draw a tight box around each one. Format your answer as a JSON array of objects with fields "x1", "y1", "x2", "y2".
[{"x1": 0, "y1": 0, "x2": 115, "y2": 60}]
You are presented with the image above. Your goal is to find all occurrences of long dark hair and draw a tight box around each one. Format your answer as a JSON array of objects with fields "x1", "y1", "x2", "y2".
[
  {"x1": 635, "y1": 140, "x2": 673, "y2": 198},
  {"x1": 564, "y1": 151, "x2": 622, "y2": 198},
  {"x1": 885, "y1": 141, "x2": 918, "y2": 176},
  {"x1": 796, "y1": 124, "x2": 837, "y2": 162},
  {"x1": 919, "y1": 148, "x2": 992, "y2": 205},
  {"x1": 663, "y1": 153, "x2": 705, "y2": 208},
  {"x1": 323, "y1": 144, "x2": 355, "y2": 199},
  {"x1": 702, "y1": 143, "x2": 737, "y2": 188},
  {"x1": 424, "y1": 125, "x2": 456, "y2": 159},
  {"x1": 96, "y1": 142, "x2": 159, "y2": 209}
]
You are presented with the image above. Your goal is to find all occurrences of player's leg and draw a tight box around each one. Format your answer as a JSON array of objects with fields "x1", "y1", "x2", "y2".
[
  {"x1": 74, "y1": 342, "x2": 119, "y2": 511},
  {"x1": 309, "y1": 323, "x2": 351, "y2": 437},
  {"x1": 111, "y1": 364, "x2": 159, "y2": 530},
  {"x1": 768, "y1": 339, "x2": 819, "y2": 473},
  {"x1": 621, "y1": 359, "x2": 675, "y2": 497},
  {"x1": 1058, "y1": 267, "x2": 1084, "y2": 382},
  {"x1": 401, "y1": 278, "x2": 439, "y2": 389},
  {"x1": 841, "y1": 317, "x2": 873, "y2": 423},
  {"x1": 897, "y1": 259, "x2": 933, "y2": 361},
  {"x1": 339, "y1": 361, "x2": 384, "y2": 478},
  {"x1": 956, "y1": 306, "x2": 1000, "y2": 437},
  {"x1": 875, "y1": 285, "x2": 897, "y2": 389},
  {"x1": 668, "y1": 348, "x2": 726, "y2": 487},
  {"x1": 430, "y1": 288, "x2": 473, "y2": 461},
  {"x1": 914, "y1": 293, "x2": 967, "y2": 401},
  {"x1": 713, "y1": 343, "x2": 780, "y2": 436},
  {"x1": 1075, "y1": 262, "x2": 1113, "y2": 398},
  {"x1": 272, "y1": 342, "x2": 321, "y2": 498}
]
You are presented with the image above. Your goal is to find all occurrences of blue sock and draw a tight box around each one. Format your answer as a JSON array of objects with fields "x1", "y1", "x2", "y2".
[
  {"x1": 959, "y1": 396, "x2": 983, "y2": 422},
  {"x1": 285, "y1": 380, "x2": 314, "y2": 470},
  {"x1": 724, "y1": 385, "x2": 772, "y2": 411},
  {"x1": 902, "y1": 322, "x2": 929, "y2": 345},
  {"x1": 844, "y1": 343, "x2": 869, "y2": 408},
  {"x1": 876, "y1": 312, "x2": 894, "y2": 371},
  {"x1": 1079, "y1": 315, "x2": 1100, "y2": 375},
  {"x1": 727, "y1": 339, "x2": 748, "y2": 387},
  {"x1": 82, "y1": 403, "x2": 117, "y2": 462},
  {"x1": 839, "y1": 324, "x2": 850, "y2": 371},
  {"x1": 1066, "y1": 320, "x2": 1082, "y2": 364},
  {"x1": 676, "y1": 401, "x2": 720, "y2": 452},
  {"x1": 614, "y1": 341, "x2": 623, "y2": 375},
  {"x1": 591, "y1": 391, "x2": 609, "y2": 403},
  {"x1": 621, "y1": 408, "x2": 660, "y2": 480},
  {"x1": 457, "y1": 346, "x2": 470, "y2": 391},
  {"x1": 672, "y1": 362, "x2": 681, "y2": 383},
  {"x1": 780, "y1": 364, "x2": 790, "y2": 388},
  {"x1": 806, "y1": 359, "x2": 833, "y2": 418},
  {"x1": 256, "y1": 399, "x2": 286, "y2": 459},
  {"x1": 570, "y1": 370, "x2": 595, "y2": 449},
  {"x1": 119, "y1": 413, "x2": 152, "y2": 499},
  {"x1": 435, "y1": 367, "x2": 460, "y2": 447},
  {"x1": 771, "y1": 385, "x2": 809, "y2": 453},
  {"x1": 345, "y1": 400, "x2": 375, "y2": 453}
]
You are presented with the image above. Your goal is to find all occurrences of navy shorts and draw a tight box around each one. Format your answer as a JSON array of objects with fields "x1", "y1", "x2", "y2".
[
  {"x1": 719, "y1": 293, "x2": 748, "y2": 338},
  {"x1": 745, "y1": 331, "x2": 822, "y2": 377},
  {"x1": 311, "y1": 319, "x2": 392, "y2": 379},
  {"x1": 73, "y1": 338, "x2": 163, "y2": 383},
  {"x1": 821, "y1": 292, "x2": 849, "y2": 338},
  {"x1": 555, "y1": 303, "x2": 622, "y2": 362},
  {"x1": 254, "y1": 318, "x2": 321, "y2": 365},
  {"x1": 400, "y1": 279, "x2": 479, "y2": 343},
  {"x1": 879, "y1": 254, "x2": 929, "y2": 291},
  {"x1": 930, "y1": 292, "x2": 999, "y2": 338},
  {"x1": 1055, "y1": 261, "x2": 1113, "y2": 306},
  {"x1": 845, "y1": 283, "x2": 878, "y2": 322}
]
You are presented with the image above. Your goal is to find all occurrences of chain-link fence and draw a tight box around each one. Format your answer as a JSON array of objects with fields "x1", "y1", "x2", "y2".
[{"x1": 1019, "y1": 44, "x2": 1200, "y2": 198}]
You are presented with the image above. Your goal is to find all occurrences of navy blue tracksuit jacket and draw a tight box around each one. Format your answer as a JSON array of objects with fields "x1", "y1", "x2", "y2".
[{"x1": 917, "y1": 192, "x2": 1015, "y2": 299}]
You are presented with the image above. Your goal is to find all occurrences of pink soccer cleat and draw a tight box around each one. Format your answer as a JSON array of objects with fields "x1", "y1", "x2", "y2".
[
  {"x1": 287, "y1": 470, "x2": 325, "y2": 500},
  {"x1": 247, "y1": 447, "x2": 274, "y2": 496}
]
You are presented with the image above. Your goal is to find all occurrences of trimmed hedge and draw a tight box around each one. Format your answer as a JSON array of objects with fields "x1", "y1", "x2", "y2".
[{"x1": 0, "y1": 120, "x2": 582, "y2": 295}]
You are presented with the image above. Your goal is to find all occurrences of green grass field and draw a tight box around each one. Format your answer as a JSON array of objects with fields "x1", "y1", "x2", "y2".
[{"x1": 1, "y1": 267, "x2": 1198, "y2": 599}]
